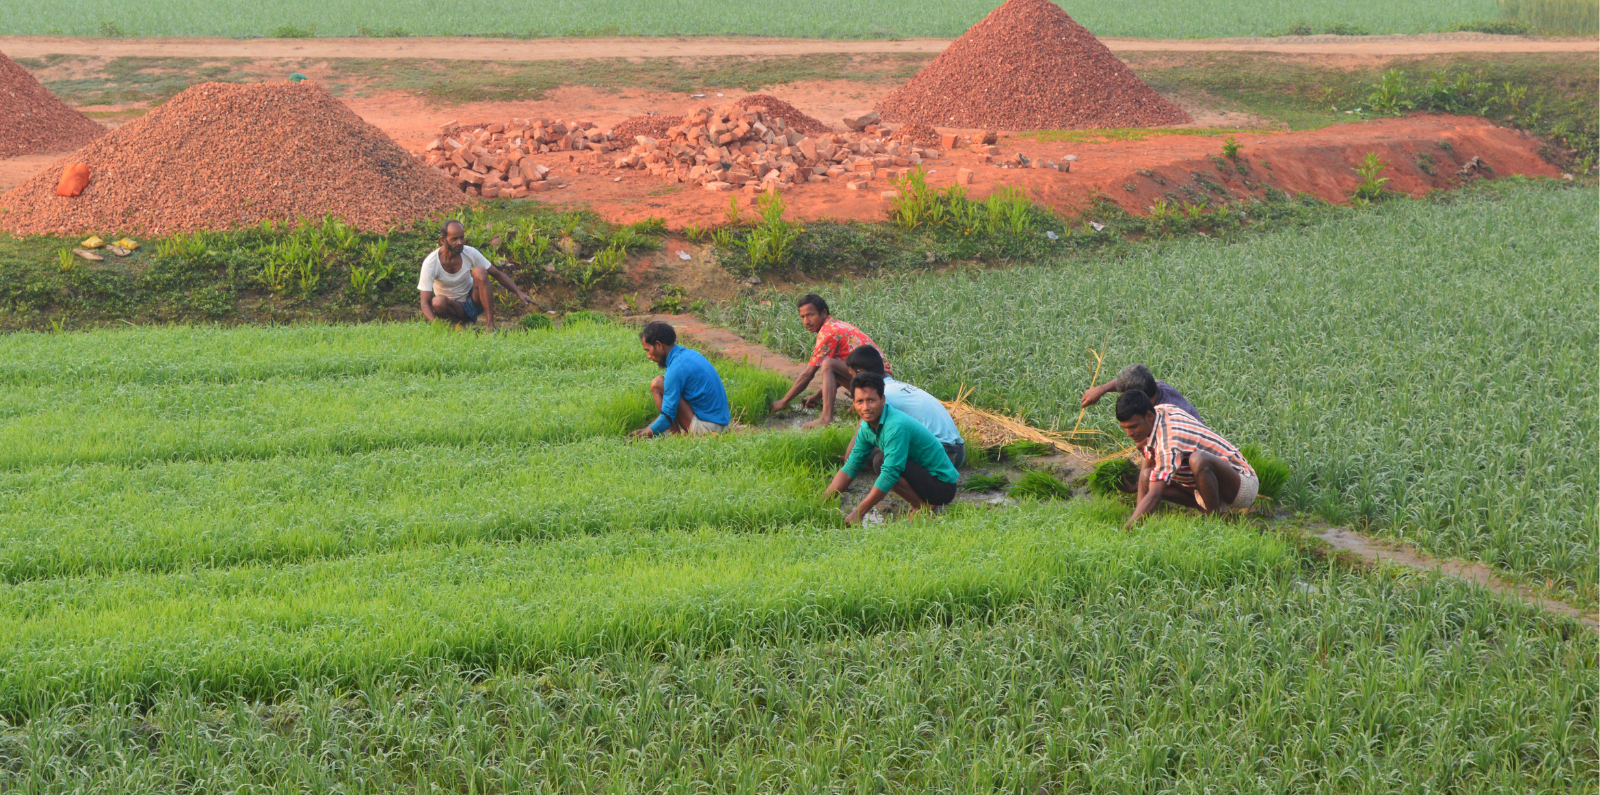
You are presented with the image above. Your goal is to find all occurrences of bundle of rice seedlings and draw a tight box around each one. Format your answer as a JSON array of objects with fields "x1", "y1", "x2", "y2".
[
  {"x1": 520, "y1": 314, "x2": 554, "y2": 331},
  {"x1": 1001, "y1": 440, "x2": 1055, "y2": 459},
  {"x1": 562, "y1": 310, "x2": 610, "y2": 327},
  {"x1": 1239, "y1": 443, "x2": 1290, "y2": 500},
  {"x1": 962, "y1": 473, "x2": 1010, "y2": 492},
  {"x1": 1087, "y1": 457, "x2": 1139, "y2": 498},
  {"x1": 1009, "y1": 469, "x2": 1073, "y2": 501}
]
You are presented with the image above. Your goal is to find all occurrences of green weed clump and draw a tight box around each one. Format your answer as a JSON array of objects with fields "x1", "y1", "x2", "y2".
[
  {"x1": 1087, "y1": 457, "x2": 1140, "y2": 498},
  {"x1": 1009, "y1": 469, "x2": 1074, "y2": 501}
]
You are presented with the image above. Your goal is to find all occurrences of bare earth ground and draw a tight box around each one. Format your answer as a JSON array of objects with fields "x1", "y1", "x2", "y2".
[
  {"x1": 0, "y1": 34, "x2": 1581, "y2": 198},
  {"x1": 0, "y1": 32, "x2": 1593, "y2": 61}
]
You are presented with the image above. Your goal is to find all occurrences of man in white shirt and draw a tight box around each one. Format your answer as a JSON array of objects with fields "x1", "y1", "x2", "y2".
[
  {"x1": 418, "y1": 220, "x2": 533, "y2": 331},
  {"x1": 844, "y1": 344, "x2": 966, "y2": 468}
]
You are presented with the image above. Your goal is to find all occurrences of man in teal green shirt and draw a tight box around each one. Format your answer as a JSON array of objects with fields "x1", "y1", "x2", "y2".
[{"x1": 825, "y1": 372, "x2": 960, "y2": 524}]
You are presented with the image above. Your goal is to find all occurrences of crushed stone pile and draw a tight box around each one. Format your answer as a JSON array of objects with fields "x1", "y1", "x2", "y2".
[
  {"x1": 876, "y1": 0, "x2": 1190, "y2": 130},
  {"x1": 893, "y1": 122, "x2": 942, "y2": 148},
  {"x1": 600, "y1": 101, "x2": 946, "y2": 194},
  {"x1": 0, "y1": 81, "x2": 460, "y2": 236},
  {"x1": 610, "y1": 114, "x2": 683, "y2": 143},
  {"x1": 425, "y1": 117, "x2": 620, "y2": 198},
  {"x1": 734, "y1": 94, "x2": 829, "y2": 135},
  {"x1": 0, "y1": 50, "x2": 105, "y2": 157}
]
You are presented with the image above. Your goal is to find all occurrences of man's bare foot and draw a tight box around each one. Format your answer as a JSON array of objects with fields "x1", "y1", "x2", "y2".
[{"x1": 801, "y1": 416, "x2": 831, "y2": 429}]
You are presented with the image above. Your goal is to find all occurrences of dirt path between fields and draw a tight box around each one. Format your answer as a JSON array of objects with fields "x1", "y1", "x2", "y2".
[
  {"x1": 642, "y1": 313, "x2": 1598, "y2": 630},
  {"x1": 1315, "y1": 526, "x2": 1599, "y2": 630},
  {"x1": 0, "y1": 32, "x2": 1592, "y2": 62}
]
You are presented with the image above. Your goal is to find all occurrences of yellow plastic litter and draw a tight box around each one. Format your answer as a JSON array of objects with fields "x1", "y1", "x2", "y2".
[
  {"x1": 80, "y1": 236, "x2": 105, "y2": 249},
  {"x1": 114, "y1": 237, "x2": 139, "y2": 250}
]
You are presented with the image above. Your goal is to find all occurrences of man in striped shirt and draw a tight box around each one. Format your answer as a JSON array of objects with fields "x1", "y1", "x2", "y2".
[{"x1": 1115, "y1": 390, "x2": 1258, "y2": 530}]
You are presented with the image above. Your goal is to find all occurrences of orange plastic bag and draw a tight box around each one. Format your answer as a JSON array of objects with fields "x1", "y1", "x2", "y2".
[{"x1": 55, "y1": 163, "x2": 90, "y2": 197}]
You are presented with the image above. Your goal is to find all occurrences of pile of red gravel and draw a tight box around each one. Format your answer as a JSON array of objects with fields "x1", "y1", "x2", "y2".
[
  {"x1": 610, "y1": 113, "x2": 683, "y2": 142},
  {"x1": 0, "y1": 50, "x2": 105, "y2": 157},
  {"x1": 737, "y1": 94, "x2": 829, "y2": 134},
  {"x1": 0, "y1": 81, "x2": 461, "y2": 236},
  {"x1": 877, "y1": 0, "x2": 1190, "y2": 130},
  {"x1": 892, "y1": 121, "x2": 942, "y2": 147}
]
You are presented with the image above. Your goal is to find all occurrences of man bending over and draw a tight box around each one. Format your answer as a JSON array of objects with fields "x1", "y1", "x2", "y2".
[
  {"x1": 1081, "y1": 363, "x2": 1204, "y2": 425},
  {"x1": 825, "y1": 372, "x2": 960, "y2": 524},
  {"x1": 1116, "y1": 390, "x2": 1256, "y2": 531},
  {"x1": 843, "y1": 344, "x2": 965, "y2": 468},
  {"x1": 770, "y1": 293, "x2": 888, "y2": 429},
  {"x1": 418, "y1": 219, "x2": 533, "y2": 332},
  {"x1": 632, "y1": 321, "x2": 731, "y2": 438}
]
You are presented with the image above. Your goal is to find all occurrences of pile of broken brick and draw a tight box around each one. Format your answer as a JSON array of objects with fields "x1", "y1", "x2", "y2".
[
  {"x1": 602, "y1": 104, "x2": 948, "y2": 196},
  {"x1": 423, "y1": 118, "x2": 615, "y2": 198}
]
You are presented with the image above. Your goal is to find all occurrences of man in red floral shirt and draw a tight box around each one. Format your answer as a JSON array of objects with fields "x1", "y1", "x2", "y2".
[{"x1": 770, "y1": 294, "x2": 890, "y2": 429}]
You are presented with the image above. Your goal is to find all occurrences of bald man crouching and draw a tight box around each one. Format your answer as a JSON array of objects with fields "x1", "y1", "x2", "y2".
[{"x1": 418, "y1": 219, "x2": 533, "y2": 331}]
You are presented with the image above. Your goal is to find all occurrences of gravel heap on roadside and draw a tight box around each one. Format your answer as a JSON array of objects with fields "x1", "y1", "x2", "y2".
[
  {"x1": 0, "y1": 81, "x2": 461, "y2": 236},
  {"x1": 0, "y1": 50, "x2": 105, "y2": 157},
  {"x1": 876, "y1": 0, "x2": 1190, "y2": 130}
]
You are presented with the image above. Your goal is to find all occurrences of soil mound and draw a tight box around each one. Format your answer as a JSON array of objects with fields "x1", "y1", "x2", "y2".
[
  {"x1": 0, "y1": 81, "x2": 461, "y2": 236},
  {"x1": 876, "y1": 0, "x2": 1190, "y2": 130},
  {"x1": 737, "y1": 94, "x2": 829, "y2": 134},
  {"x1": 0, "y1": 50, "x2": 105, "y2": 157}
]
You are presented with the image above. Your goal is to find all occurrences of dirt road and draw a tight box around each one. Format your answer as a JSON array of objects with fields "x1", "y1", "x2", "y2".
[{"x1": 0, "y1": 32, "x2": 1592, "y2": 62}]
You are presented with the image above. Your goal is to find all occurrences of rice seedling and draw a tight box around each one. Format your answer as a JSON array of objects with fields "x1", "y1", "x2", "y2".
[
  {"x1": 0, "y1": 323, "x2": 785, "y2": 470},
  {"x1": 2, "y1": 0, "x2": 1508, "y2": 40},
  {"x1": 3, "y1": 553, "x2": 1590, "y2": 793},
  {"x1": 1239, "y1": 442, "x2": 1291, "y2": 500},
  {"x1": 1008, "y1": 468, "x2": 1074, "y2": 501},
  {"x1": 1000, "y1": 439, "x2": 1055, "y2": 458},
  {"x1": 1087, "y1": 456, "x2": 1140, "y2": 497},
  {"x1": 961, "y1": 473, "x2": 1009, "y2": 491},
  {"x1": 0, "y1": 500, "x2": 1285, "y2": 719},
  {"x1": 720, "y1": 181, "x2": 1600, "y2": 600}
]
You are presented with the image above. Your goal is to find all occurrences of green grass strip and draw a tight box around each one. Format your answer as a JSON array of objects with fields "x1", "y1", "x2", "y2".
[
  {"x1": 0, "y1": 500, "x2": 1288, "y2": 719},
  {"x1": 0, "y1": 429, "x2": 850, "y2": 582},
  {"x1": 8, "y1": 567, "x2": 1589, "y2": 793},
  {"x1": 0, "y1": 322, "x2": 789, "y2": 469}
]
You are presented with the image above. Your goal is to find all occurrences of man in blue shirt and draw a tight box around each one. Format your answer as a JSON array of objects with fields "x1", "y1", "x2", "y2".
[
  {"x1": 825, "y1": 372, "x2": 961, "y2": 524},
  {"x1": 844, "y1": 344, "x2": 965, "y2": 468},
  {"x1": 630, "y1": 321, "x2": 732, "y2": 438}
]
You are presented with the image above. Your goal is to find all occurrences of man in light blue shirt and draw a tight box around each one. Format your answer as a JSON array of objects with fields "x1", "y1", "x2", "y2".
[
  {"x1": 844, "y1": 344, "x2": 965, "y2": 468},
  {"x1": 631, "y1": 321, "x2": 731, "y2": 438}
]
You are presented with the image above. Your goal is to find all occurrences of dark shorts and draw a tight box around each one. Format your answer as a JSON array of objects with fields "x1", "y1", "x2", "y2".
[
  {"x1": 944, "y1": 441, "x2": 966, "y2": 469},
  {"x1": 459, "y1": 294, "x2": 482, "y2": 322},
  {"x1": 867, "y1": 449, "x2": 958, "y2": 507}
]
